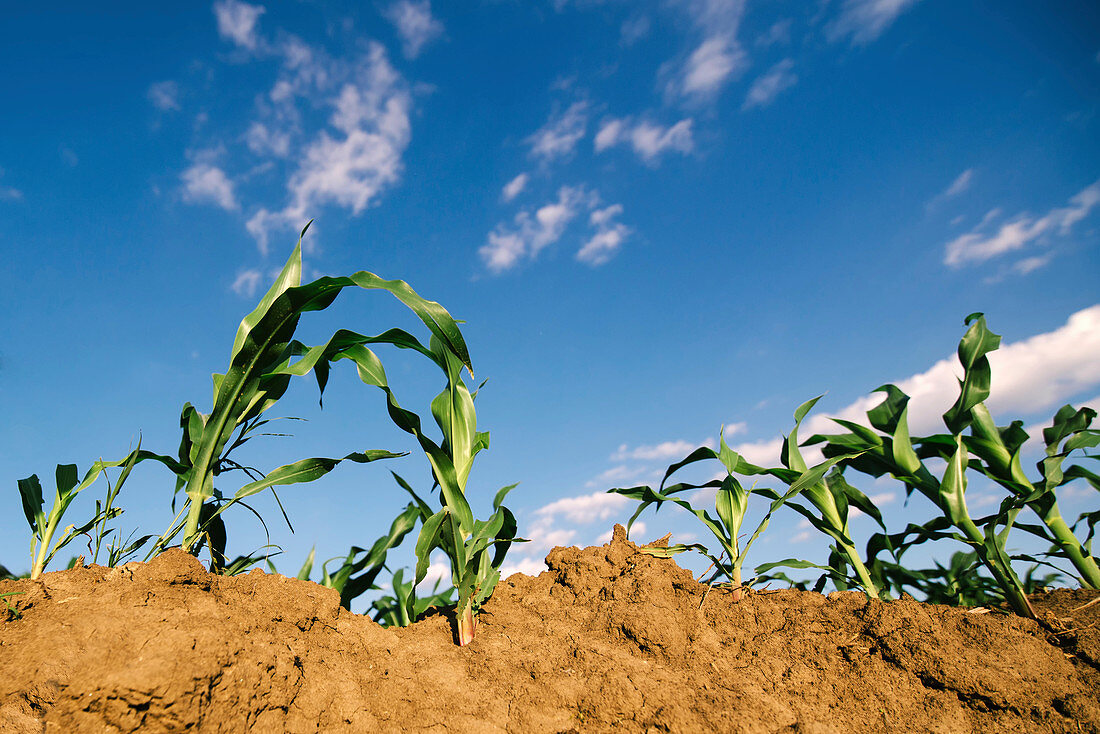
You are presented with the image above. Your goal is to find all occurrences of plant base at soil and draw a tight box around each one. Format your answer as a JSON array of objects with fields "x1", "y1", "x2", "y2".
[{"x1": 1, "y1": 526, "x2": 1097, "y2": 733}]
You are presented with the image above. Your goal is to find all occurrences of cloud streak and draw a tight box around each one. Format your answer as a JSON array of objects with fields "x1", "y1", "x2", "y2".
[{"x1": 943, "y1": 179, "x2": 1100, "y2": 267}]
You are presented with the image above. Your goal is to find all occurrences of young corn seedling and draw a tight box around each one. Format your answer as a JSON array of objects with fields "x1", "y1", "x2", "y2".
[
  {"x1": 370, "y1": 568, "x2": 455, "y2": 627},
  {"x1": 18, "y1": 445, "x2": 141, "y2": 579},
  {"x1": 742, "y1": 397, "x2": 883, "y2": 599},
  {"x1": 315, "y1": 497, "x2": 423, "y2": 611},
  {"x1": 332, "y1": 335, "x2": 520, "y2": 645},
  {"x1": 142, "y1": 221, "x2": 470, "y2": 563},
  {"x1": 609, "y1": 427, "x2": 798, "y2": 599}
]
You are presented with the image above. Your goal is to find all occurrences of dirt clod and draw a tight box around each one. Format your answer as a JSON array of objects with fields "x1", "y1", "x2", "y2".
[{"x1": 1, "y1": 526, "x2": 1097, "y2": 733}]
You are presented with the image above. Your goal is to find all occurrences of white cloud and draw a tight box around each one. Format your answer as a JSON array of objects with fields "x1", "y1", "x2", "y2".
[
  {"x1": 181, "y1": 163, "x2": 238, "y2": 210},
  {"x1": 943, "y1": 168, "x2": 974, "y2": 198},
  {"x1": 247, "y1": 42, "x2": 411, "y2": 254},
  {"x1": 384, "y1": 0, "x2": 444, "y2": 59},
  {"x1": 801, "y1": 305, "x2": 1100, "y2": 441},
  {"x1": 756, "y1": 19, "x2": 792, "y2": 47},
  {"x1": 498, "y1": 557, "x2": 549, "y2": 578},
  {"x1": 827, "y1": 0, "x2": 921, "y2": 46},
  {"x1": 0, "y1": 176, "x2": 23, "y2": 202},
  {"x1": 611, "y1": 439, "x2": 699, "y2": 462},
  {"x1": 481, "y1": 186, "x2": 587, "y2": 272},
  {"x1": 620, "y1": 15, "x2": 650, "y2": 46},
  {"x1": 596, "y1": 118, "x2": 695, "y2": 163},
  {"x1": 729, "y1": 437, "x2": 784, "y2": 467},
  {"x1": 147, "y1": 81, "x2": 181, "y2": 111},
  {"x1": 537, "y1": 491, "x2": 630, "y2": 524},
  {"x1": 231, "y1": 269, "x2": 263, "y2": 297},
  {"x1": 245, "y1": 122, "x2": 290, "y2": 157},
  {"x1": 577, "y1": 204, "x2": 630, "y2": 266},
  {"x1": 742, "y1": 59, "x2": 797, "y2": 110},
  {"x1": 944, "y1": 179, "x2": 1100, "y2": 267},
  {"x1": 1012, "y1": 254, "x2": 1051, "y2": 275},
  {"x1": 527, "y1": 102, "x2": 588, "y2": 162},
  {"x1": 501, "y1": 172, "x2": 529, "y2": 202},
  {"x1": 415, "y1": 560, "x2": 451, "y2": 590},
  {"x1": 926, "y1": 168, "x2": 974, "y2": 211},
  {"x1": 680, "y1": 35, "x2": 746, "y2": 98},
  {"x1": 213, "y1": 0, "x2": 266, "y2": 51},
  {"x1": 662, "y1": 0, "x2": 747, "y2": 101}
]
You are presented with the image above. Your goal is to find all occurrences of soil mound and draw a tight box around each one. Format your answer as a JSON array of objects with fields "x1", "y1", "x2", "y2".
[{"x1": 1, "y1": 526, "x2": 1097, "y2": 733}]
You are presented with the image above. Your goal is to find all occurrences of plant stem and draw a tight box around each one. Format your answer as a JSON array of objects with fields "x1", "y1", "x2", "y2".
[{"x1": 457, "y1": 601, "x2": 477, "y2": 646}]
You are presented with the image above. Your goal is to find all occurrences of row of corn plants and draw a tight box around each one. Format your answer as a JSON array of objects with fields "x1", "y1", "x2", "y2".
[
  {"x1": 10, "y1": 223, "x2": 519, "y2": 644},
  {"x1": 611, "y1": 314, "x2": 1098, "y2": 618},
  {"x1": 7, "y1": 229, "x2": 1095, "y2": 633}
]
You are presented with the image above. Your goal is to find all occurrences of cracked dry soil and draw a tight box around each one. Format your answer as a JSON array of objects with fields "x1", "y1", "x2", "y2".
[{"x1": 1, "y1": 525, "x2": 1098, "y2": 733}]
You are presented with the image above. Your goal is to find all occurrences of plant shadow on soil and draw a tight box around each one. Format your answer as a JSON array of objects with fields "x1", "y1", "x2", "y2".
[{"x1": 1, "y1": 525, "x2": 1098, "y2": 733}]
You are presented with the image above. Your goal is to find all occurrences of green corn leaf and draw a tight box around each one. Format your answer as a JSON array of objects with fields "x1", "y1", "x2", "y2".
[
  {"x1": 889, "y1": 406, "x2": 921, "y2": 475},
  {"x1": 493, "y1": 482, "x2": 520, "y2": 511},
  {"x1": 782, "y1": 395, "x2": 824, "y2": 472},
  {"x1": 414, "y1": 509, "x2": 448, "y2": 585},
  {"x1": 658, "y1": 445, "x2": 719, "y2": 491},
  {"x1": 1043, "y1": 405, "x2": 1094, "y2": 455},
  {"x1": 943, "y1": 313, "x2": 1000, "y2": 434},
  {"x1": 297, "y1": 547, "x2": 316, "y2": 581},
  {"x1": 867, "y1": 384, "x2": 910, "y2": 434},
  {"x1": 940, "y1": 435, "x2": 971, "y2": 525},
  {"x1": 231, "y1": 450, "x2": 407, "y2": 500},
  {"x1": 17, "y1": 475, "x2": 44, "y2": 534}
]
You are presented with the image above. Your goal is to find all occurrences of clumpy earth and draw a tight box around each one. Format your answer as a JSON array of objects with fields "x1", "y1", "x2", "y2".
[{"x1": 1, "y1": 526, "x2": 1097, "y2": 733}]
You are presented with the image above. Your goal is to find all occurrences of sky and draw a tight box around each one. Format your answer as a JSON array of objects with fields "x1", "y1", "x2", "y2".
[{"x1": 1, "y1": 1, "x2": 1098, "y2": 600}]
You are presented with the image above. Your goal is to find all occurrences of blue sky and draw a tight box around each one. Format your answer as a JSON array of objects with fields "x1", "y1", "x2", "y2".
[{"x1": 2, "y1": 0, "x2": 1098, "y2": 594}]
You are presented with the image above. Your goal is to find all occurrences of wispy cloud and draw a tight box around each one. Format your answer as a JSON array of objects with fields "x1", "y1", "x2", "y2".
[
  {"x1": 611, "y1": 438, "x2": 708, "y2": 462},
  {"x1": 826, "y1": 0, "x2": 921, "y2": 46},
  {"x1": 926, "y1": 168, "x2": 974, "y2": 211},
  {"x1": 594, "y1": 117, "x2": 694, "y2": 163},
  {"x1": 147, "y1": 81, "x2": 181, "y2": 112},
  {"x1": 501, "y1": 172, "x2": 529, "y2": 202},
  {"x1": 231, "y1": 269, "x2": 263, "y2": 297},
  {"x1": 943, "y1": 178, "x2": 1100, "y2": 267},
  {"x1": 620, "y1": 15, "x2": 650, "y2": 47},
  {"x1": 181, "y1": 162, "x2": 238, "y2": 210},
  {"x1": 483, "y1": 186, "x2": 631, "y2": 272},
  {"x1": 244, "y1": 122, "x2": 290, "y2": 157},
  {"x1": 213, "y1": 0, "x2": 266, "y2": 51},
  {"x1": 481, "y1": 185, "x2": 588, "y2": 273},
  {"x1": 662, "y1": 0, "x2": 748, "y2": 101},
  {"x1": 384, "y1": 0, "x2": 444, "y2": 59},
  {"x1": 246, "y1": 42, "x2": 412, "y2": 254},
  {"x1": 742, "y1": 59, "x2": 797, "y2": 110},
  {"x1": 577, "y1": 204, "x2": 631, "y2": 266},
  {"x1": 756, "y1": 19, "x2": 792, "y2": 48},
  {"x1": 527, "y1": 102, "x2": 588, "y2": 162},
  {"x1": 0, "y1": 168, "x2": 23, "y2": 203}
]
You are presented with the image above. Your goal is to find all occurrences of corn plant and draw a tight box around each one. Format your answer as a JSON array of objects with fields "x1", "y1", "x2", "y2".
[
  {"x1": 1, "y1": 592, "x2": 23, "y2": 621},
  {"x1": 370, "y1": 568, "x2": 455, "y2": 627},
  {"x1": 609, "y1": 427, "x2": 800, "y2": 599},
  {"x1": 314, "y1": 498, "x2": 422, "y2": 611},
  {"x1": 17, "y1": 445, "x2": 141, "y2": 579},
  {"x1": 743, "y1": 397, "x2": 884, "y2": 598},
  {"x1": 331, "y1": 335, "x2": 521, "y2": 644},
  {"x1": 803, "y1": 314, "x2": 1100, "y2": 618},
  {"x1": 140, "y1": 221, "x2": 471, "y2": 561}
]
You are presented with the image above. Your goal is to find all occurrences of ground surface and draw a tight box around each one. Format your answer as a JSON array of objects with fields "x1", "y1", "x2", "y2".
[{"x1": 1, "y1": 526, "x2": 1097, "y2": 733}]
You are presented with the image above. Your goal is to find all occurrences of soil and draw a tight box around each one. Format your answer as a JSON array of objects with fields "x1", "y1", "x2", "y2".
[{"x1": 1, "y1": 525, "x2": 1097, "y2": 733}]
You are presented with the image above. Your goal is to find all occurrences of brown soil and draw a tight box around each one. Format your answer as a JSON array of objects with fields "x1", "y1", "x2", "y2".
[{"x1": 1, "y1": 525, "x2": 1097, "y2": 733}]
